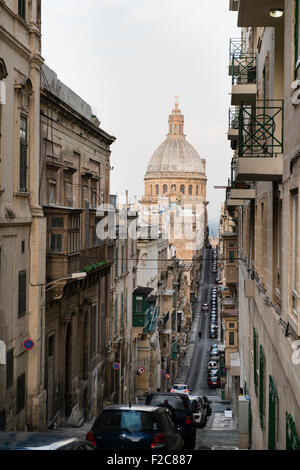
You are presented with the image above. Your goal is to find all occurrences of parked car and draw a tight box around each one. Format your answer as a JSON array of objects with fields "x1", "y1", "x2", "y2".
[
  {"x1": 209, "y1": 329, "x2": 217, "y2": 338},
  {"x1": 170, "y1": 384, "x2": 191, "y2": 395},
  {"x1": 208, "y1": 375, "x2": 221, "y2": 388},
  {"x1": 208, "y1": 368, "x2": 219, "y2": 377},
  {"x1": 202, "y1": 396, "x2": 212, "y2": 416},
  {"x1": 145, "y1": 392, "x2": 196, "y2": 449},
  {"x1": 189, "y1": 396, "x2": 206, "y2": 428},
  {"x1": 208, "y1": 360, "x2": 218, "y2": 370},
  {"x1": 202, "y1": 303, "x2": 209, "y2": 311},
  {"x1": 0, "y1": 433, "x2": 95, "y2": 450},
  {"x1": 86, "y1": 405, "x2": 184, "y2": 451}
]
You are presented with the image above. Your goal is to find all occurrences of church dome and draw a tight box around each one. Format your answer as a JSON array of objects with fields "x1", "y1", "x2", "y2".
[{"x1": 145, "y1": 98, "x2": 206, "y2": 177}]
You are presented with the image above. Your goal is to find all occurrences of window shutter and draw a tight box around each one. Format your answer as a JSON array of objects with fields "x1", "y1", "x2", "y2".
[{"x1": 18, "y1": 271, "x2": 26, "y2": 317}]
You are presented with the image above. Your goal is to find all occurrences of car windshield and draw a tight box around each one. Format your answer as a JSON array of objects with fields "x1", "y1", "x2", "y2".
[
  {"x1": 173, "y1": 385, "x2": 187, "y2": 390},
  {"x1": 94, "y1": 410, "x2": 157, "y2": 432},
  {"x1": 149, "y1": 396, "x2": 186, "y2": 411}
]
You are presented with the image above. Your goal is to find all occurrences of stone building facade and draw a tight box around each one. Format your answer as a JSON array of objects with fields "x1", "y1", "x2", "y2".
[
  {"x1": 40, "y1": 65, "x2": 116, "y2": 427},
  {"x1": 225, "y1": 0, "x2": 300, "y2": 450},
  {"x1": 0, "y1": 0, "x2": 46, "y2": 431}
]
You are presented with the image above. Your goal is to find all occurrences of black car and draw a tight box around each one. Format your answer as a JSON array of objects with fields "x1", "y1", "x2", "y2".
[
  {"x1": 86, "y1": 405, "x2": 184, "y2": 451},
  {"x1": 209, "y1": 329, "x2": 217, "y2": 338},
  {"x1": 202, "y1": 396, "x2": 212, "y2": 416},
  {"x1": 0, "y1": 432, "x2": 95, "y2": 450},
  {"x1": 145, "y1": 392, "x2": 196, "y2": 450}
]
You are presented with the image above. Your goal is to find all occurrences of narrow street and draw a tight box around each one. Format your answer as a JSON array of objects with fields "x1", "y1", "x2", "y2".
[{"x1": 181, "y1": 247, "x2": 239, "y2": 450}]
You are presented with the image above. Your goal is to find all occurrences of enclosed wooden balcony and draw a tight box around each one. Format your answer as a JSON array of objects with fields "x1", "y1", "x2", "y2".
[{"x1": 229, "y1": 188, "x2": 256, "y2": 200}]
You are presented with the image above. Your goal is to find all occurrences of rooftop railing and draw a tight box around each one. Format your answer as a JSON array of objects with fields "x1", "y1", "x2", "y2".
[{"x1": 229, "y1": 38, "x2": 246, "y2": 58}]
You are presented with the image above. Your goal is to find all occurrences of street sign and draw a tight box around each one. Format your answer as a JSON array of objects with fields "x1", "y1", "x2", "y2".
[
  {"x1": 137, "y1": 367, "x2": 145, "y2": 375},
  {"x1": 113, "y1": 362, "x2": 120, "y2": 370},
  {"x1": 23, "y1": 339, "x2": 35, "y2": 351}
]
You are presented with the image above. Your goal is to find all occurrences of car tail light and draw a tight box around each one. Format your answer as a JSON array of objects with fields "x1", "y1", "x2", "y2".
[
  {"x1": 150, "y1": 433, "x2": 166, "y2": 449},
  {"x1": 86, "y1": 431, "x2": 97, "y2": 448},
  {"x1": 185, "y1": 390, "x2": 189, "y2": 393},
  {"x1": 186, "y1": 416, "x2": 192, "y2": 425}
]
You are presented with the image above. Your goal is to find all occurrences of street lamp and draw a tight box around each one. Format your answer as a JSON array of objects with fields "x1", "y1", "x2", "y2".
[{"x1": 269, "y1": 8, "x2": 284, "y2": 18}]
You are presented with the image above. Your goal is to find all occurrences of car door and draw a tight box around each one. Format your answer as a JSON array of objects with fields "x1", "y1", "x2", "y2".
[{"x1": 162, "y1": 411, "x2": 183, "y2": 450}]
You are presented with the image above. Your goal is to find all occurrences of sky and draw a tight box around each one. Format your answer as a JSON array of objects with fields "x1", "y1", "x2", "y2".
[{"x1": 42, "y1": 0, "x2": 239, "y2": 236}]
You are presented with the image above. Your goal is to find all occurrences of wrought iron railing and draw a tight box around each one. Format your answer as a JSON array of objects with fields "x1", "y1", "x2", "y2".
[
  {"x1": 232, "y1": 55, "x2": 256, "y2": 85},
  {"x1": 229, "y1": 108, "x2": 240, "y2": 130},
  {"x1": 238, "y1": 100, "x2": 284, "y2": 157},
  {"x1": 229, "y1": 38, "x2": 246, "y2": 58}
]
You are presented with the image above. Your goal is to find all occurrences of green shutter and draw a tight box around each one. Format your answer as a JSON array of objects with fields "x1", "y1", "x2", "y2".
[
  {"x1": 253, "y1": 327, "x2": 258, "y2": 395},
  {"x1": 268, "y1": 375, "x2": 277, "y2": 450},
  {"x1": 18, "y1": 271, "x2": 26, "y2": 317},
  {"x1": 259, "y1": 345, "x2": 265, "y2": 429},
  {"x1": 286, "y1": 412, "x2": 300, "y2": 450}
]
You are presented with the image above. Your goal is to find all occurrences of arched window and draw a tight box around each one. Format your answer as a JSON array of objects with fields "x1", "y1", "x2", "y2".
[
  {"x1": 171, "y1": 184, "x2": 176, "y2": 192},
  {"x1": 180, "y1": 185, "x2": 185, "y2": 194},
  {"x1": 174, "y1": 124, "x2": 177, "y2": 135},
  {"x1": 156, "y1": 185, "x2": 159, "y2": 195},
  {"x1": 179, "y1": 124, "x2": 181, "y2": 135},
  {"x1": 163, "y1": 184, "x2": 168, "y2": 194},
  {"x1": 150, "y1": 184, "x2": 152, "y2": 195},
  {"x1": 189, "y1": 185, "x2": 193, "y2": 195},
  {"x1": 196, "y1": 185, "x2": 199, "y2": 195}
]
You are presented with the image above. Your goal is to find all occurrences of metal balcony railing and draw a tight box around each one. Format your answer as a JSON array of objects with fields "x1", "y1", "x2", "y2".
[
  {"x1": 229, "y1": 38, "x2": 246, "y2": 59},
  {"x1": 229, "y1": 108, "x2": 240, "y2": 130},
  {"x1": 232, "y1": 55, "x2": 256, "y2": 85},
  {"x1": 238, "y1": 100, "x2": 284, "y2": 158}
]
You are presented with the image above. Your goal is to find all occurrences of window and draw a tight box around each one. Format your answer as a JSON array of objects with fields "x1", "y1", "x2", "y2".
[
  {"x1": 229, "y1": 323, "x2": 235, "y2": 329},
  {"x1": 50, "y1": 233, "x2": 63, "y2": 253},
  {"x1": 156, "y1": 185, "x2": 159, "y2": 195},
  {"x1": 21, "y1": 241, "x2": 25, "y2": 254},
  {"x1": 188, "y1": 185, "x2": 193, "y2": 195},
  {"x1": 68, "y1": 215, "x2": 80, "y2": 254},
  {"x1": 18, "y1": 270, "x2": 26, "y2": 317},
  {"x1": 163, "y1": 184, "x2": 168, "y2": 194},
  {"x1": 51, "y1": 217, "x2": 64, "y2": 228},
  {"x1": 19, "y1": 116, "x2": 28, "y2": 192},
  {"x1": 91, "y1": 180, "x2": 98, "y2": 208},
  {"x1": 18, "y1": 0, "x2": 26, "y2": 20},
  {"x1": 180, "y1": 185, "x2": 185, "y2": 194},
  {"x1": 64, "y1": 180, "x2": 73, "y2": 207},
  {"x1": 48, "y1": 180, "x2": 57, "y2": 205},
  {"x1": 6, "y1": 349, "x2": 14, "y2": 390},
  {"x1": 16, "y1": 373, "x2": 25, "y2": 413},
  {"x1": 136, "y1": 298, "x2": 143, "y2": 314},
  {"x1": 229, "y1": 250, "x2": 235, "y2": 264},
  {"x1": 229, "y1": 331, "x2": 235, "y2": 346},
  {"x1": 196, "y1": 185, "x2": 199, "y2": 195}
]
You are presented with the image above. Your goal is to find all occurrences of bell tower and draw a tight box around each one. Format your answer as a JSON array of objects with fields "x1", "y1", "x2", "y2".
[{"x1": 168, "y1": 95, "x2": 184, "y2": 138}]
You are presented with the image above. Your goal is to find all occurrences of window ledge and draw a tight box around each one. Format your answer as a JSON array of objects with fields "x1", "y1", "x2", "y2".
[{"x1": 14, "y1": 191, "x2": 30, "y2": 197}]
